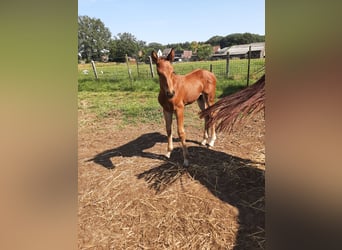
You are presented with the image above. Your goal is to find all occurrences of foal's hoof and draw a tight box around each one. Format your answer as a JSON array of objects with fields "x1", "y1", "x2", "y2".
[
  {"x1": 165, "y1": 152, "x2": 171, "y2": 158},
  {"x1": 208, "y1": 139, "x2": 216, "y2": 148}
]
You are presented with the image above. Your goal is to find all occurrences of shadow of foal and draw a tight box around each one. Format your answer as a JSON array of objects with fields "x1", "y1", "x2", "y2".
[
  {"x1": 87, "y1": 132, "x2": 167, "y2": 169},
  {"x1": 89, "y1": 132, "x2": 265, "y2": 249},
  {"x1": 136, "y1": 146, "x2": 265, "y2": 250}
]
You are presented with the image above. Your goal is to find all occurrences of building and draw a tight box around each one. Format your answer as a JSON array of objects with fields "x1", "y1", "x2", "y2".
[
  {"x1": 213, "y1": 45, "x2": 221, "y2": 53},
  {"x1": 181, "y1": 50, "x2": 192, "y2": 60},
  {"x1": 227, "y1": 42, "x2": 265, "y2": 59},
  {"x1": 162, "y1": 48, "x2": 192, "y2": 62},
  {"x1": 211, "y1": 47, "x2": 230, "y2": 60},
  {"x1": 210, "y1": 42, "x2": 265, "y2": 60}
]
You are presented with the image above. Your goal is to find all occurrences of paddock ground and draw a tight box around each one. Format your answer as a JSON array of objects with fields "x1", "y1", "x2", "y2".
[{"x1": 78, "y1": 103, "x2": 265, "y2": 249}]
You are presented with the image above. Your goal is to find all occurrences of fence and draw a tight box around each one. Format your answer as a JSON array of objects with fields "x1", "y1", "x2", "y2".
[{"x1": 78, "y1": 56, "x2": 265, "y2": 86}]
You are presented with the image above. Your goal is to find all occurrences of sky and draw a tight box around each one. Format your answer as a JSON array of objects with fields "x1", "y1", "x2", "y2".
[{"x1": 78, "y1": 0, "x2": 265, "y2": 45}]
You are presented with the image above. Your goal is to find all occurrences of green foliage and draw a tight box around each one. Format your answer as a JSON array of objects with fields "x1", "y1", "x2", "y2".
[
  {"x1": 205, "y1": 35, "x2": 224, "y2": 46},
  {"x1": 206, "y1": 32, "x2": 265, "y2": 48},
  {"x1": 196, "y1": 44, "x2": 213, "y2": 60},
  {"x1": 166, "y1": 41, "x2": 192, "y2": 51},
  {"x1": 78, "y1": 16, "x2": 112, "y2": 62},
  {"x1": 110, "y1": 32, "x2": 144, "y2": 62}
]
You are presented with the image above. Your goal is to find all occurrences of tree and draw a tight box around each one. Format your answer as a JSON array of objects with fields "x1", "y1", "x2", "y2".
[
  {"x1": 219, "y1": 33, "x2": 265, "y2": 48},
  {"x1": 78, "y1": 16, "x2": 112, "y2": 62},
  {"x1": 148, "y1": 42, "x2": 164, "y2": 50},
  {"x1": 182, "y1": 41, "x2": 191, "y2": 51},
  {"x1": 197, "y1": 44, "x2": 213, "y2": 60},
  {"x1": 206, "y1": 35, "x2": 224, "y2": 46},
  {"x1": 190, "y1": 41, "x2": 199, "y2": 54},
  {"x1": 140, "y1": 43, "x2": 165, "y2": 63},
  {"x1": 206, "y1": 33, "x2": 265, "y2": 48},
  {"x1": 110, "y1": 32, "x2": 142, "y2": 62}
]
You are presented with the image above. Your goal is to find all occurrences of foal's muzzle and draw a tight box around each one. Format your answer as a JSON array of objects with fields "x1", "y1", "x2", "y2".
[{"x1": 166, "y1": 90, "x2": 175, "y2": 98}]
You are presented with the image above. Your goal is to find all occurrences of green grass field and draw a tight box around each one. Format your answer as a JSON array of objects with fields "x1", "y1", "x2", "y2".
[
  {"x1": 78, "y1": 58, "x2": 265, "y2": 125},
  {"x1": 78, "y1": 58, "x2": 264, "y2": 83},
  {"x1": 78, "y1": 91, "x2": 163, "y2": 124}
]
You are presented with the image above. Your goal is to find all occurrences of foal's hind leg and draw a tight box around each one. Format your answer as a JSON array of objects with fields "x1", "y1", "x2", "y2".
[
  {"x1": 197, "y1": 95, "x2": 210, "y2": 146},
  {"x1": 207, "y1": 93, "x2": 217, "y2": 147}
]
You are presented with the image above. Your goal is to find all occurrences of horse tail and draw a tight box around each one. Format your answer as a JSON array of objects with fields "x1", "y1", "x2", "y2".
[
  {"x1": 209, "y1": 71, "x2": 217, "y2": 87},
  {"x1": 202, "y1": 70, "x2": 216, "y2": 104}
]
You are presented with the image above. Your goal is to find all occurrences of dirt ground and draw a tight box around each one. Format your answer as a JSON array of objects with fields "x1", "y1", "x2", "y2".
[{"x1": 78, "y1": 105, "x2": 265, "y2": 249}]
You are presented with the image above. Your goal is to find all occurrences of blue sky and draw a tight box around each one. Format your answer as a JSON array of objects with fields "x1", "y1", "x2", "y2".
[{"x1": 78, "y1": 0, "x2": 265, "y2": 45}]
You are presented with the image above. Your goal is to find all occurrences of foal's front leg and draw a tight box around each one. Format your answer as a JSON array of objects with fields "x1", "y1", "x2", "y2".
[
  {"x1": 163, "y1": 110, "x2": 173, "y2": 158},
  {"x1": 175, "y1": 108, "x2": 189, "y2": 167}
]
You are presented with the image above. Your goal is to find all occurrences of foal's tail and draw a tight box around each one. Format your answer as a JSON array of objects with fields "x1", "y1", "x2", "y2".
[
  {"x1": 202, "y1": 70, "x2": 217, "y2": 106},
  {"x1": 206, "y1": 70, "x2": 217, "y2": 86},
  {"x1": 204, "y1": 70, "x2": 217, "y2": 105}
]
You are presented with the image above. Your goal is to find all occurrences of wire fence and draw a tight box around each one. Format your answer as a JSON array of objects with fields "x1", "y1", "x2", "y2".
[{"x1": 78, "y1": 57, "x2": 265, "y2": 85}]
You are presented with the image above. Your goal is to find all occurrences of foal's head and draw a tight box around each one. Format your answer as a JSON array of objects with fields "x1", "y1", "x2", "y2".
[{"x1": 151, "y1": 48, "x2": 176, "y2": 98}]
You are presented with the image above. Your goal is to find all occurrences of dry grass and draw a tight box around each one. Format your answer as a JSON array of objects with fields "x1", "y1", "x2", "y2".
[
  {"x1": 79, "y1": 158, "x2": 264, "y2": 249},
  {"x1": 78, "y1": 98, "x2": 265, "y2": 249}
]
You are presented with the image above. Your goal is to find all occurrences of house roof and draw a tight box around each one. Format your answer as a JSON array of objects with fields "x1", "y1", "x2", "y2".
[
  {"x1": 216, "y1": 47, "x2": 229, "y2": 54},
  {"x1": 228, "y1": 42, "x2": 265, "y2": 55},
  {"x1": 211, "y1": 47, "x2": 230, "y2": 57}
]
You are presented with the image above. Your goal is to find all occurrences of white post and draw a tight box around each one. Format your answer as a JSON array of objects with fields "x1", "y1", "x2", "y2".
[
  {"x1": 91, "y1": 60, "x2": 98, "y2": 80},
  {"x1": 148, "y1": 56, "x2": 155, "y2": 78}
]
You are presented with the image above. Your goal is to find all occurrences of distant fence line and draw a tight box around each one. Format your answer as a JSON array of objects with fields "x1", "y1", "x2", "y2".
[{"x1": 78, "y1": 55, "x2": 265, "y2": 86}]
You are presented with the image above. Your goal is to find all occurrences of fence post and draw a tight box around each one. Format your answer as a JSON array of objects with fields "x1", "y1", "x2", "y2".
[
  {"x1": 91, "y1": 60, "x2": 98, "y2": 80},
  {"x1": 125, "y1": 54, "x2": 133, "y2": 87},
  {"x1": 209, "y1": 64, "x2": 213, "y2": 72},
  {"x1": 225, "y1": 52, "x2": 230, "y2": 78},
  {"x1": 136, "y1": 58, "x2": 140, "y2": 78},
  {"x1": 247, "y1": 45, "x2": 251, "y2": 86},
  {"x1": 148, "y1": 56, "x2": 155, "y2": 78}
]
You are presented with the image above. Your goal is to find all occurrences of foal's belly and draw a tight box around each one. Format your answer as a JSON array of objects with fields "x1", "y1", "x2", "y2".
[{"x1": 183, "y1": 93, "x2": 202, "y2": 105}]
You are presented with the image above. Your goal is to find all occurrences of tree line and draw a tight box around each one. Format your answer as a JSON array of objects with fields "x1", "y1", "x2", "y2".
[{"x1": 78, "y1": 15, "x2": 265, "y2": 63}]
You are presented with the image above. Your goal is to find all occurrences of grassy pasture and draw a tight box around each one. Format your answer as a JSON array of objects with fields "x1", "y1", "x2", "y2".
[
  {"x1": 78, "y1": 58, "x2": 265, "y2": 125},
  {"x1": 78, "y1": 58, "x2": 265, "y2": 84},
  {"x1": 78, "y1": 91, "x2": 163, "y2": 125}
]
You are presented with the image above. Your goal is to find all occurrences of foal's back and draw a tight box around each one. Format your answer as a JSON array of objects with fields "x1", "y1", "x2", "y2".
[{"x1": 180, "y1": 69, "x2": 216, "y2": 103}]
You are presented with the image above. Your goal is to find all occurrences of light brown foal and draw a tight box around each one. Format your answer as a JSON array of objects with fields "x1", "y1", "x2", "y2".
[{"x1": 151, "y1": 48, "x2": 217, "y2": 167}]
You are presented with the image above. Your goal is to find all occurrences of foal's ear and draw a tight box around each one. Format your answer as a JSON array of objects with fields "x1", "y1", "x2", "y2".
[
  {"x1": 151, "y1": 50, "x2": 159, "y2": 63},
  {"x1": 167, "y1": 48, "x2": 175, "y2": 62}
]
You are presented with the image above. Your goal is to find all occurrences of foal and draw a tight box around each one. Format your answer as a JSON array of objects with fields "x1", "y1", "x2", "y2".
[{"x1": 151, "y1": 48, "x2": 217, "y2": 167}]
